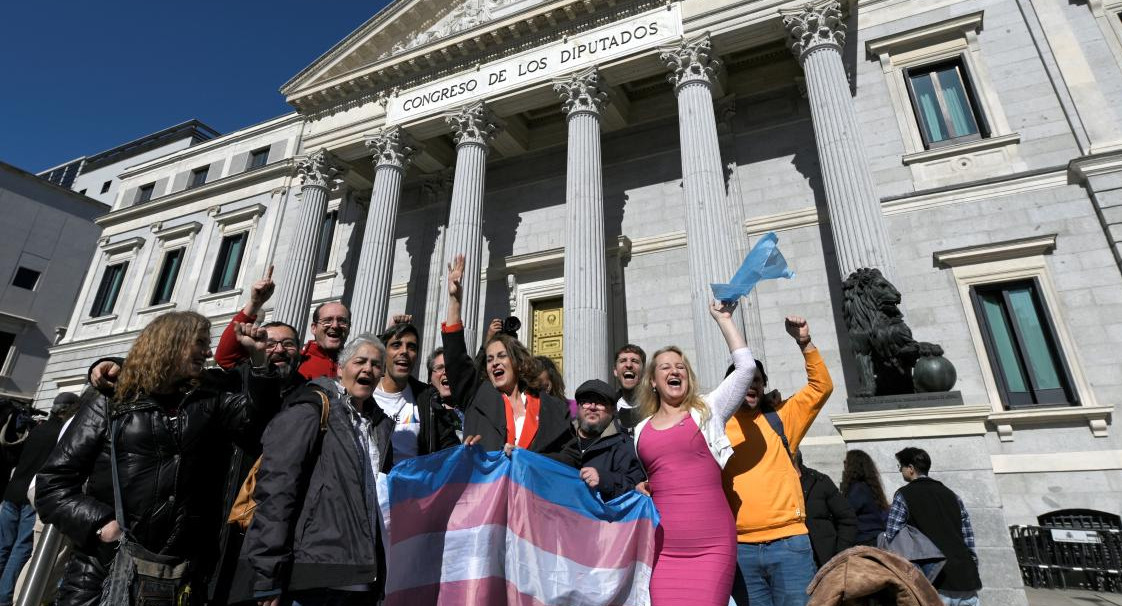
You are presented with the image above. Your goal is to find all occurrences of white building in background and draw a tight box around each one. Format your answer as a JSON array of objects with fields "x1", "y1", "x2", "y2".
[{"x1": 35, "y1": 0, "x2": 1122, "y2": 602}]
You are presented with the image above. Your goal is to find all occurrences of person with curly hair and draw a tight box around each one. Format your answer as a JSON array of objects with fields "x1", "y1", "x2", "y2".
[
  {"x1": 440, "y1": 254, "x2": 570, "y2": 454},
  {"x1": 841, "y1": 450, "x2": 890, "y2": 547},
  {"x1": 632, "y1": 300, "x2": 756, "y2": 605},
  {"x1": 36, "y1": 311, "x2": 278, "y2": 606}
]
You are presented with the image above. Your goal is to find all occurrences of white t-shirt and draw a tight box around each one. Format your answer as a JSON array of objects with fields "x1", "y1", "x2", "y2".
[{"x1": 374, "y1": 383, "x2": 420, "y2": 461}]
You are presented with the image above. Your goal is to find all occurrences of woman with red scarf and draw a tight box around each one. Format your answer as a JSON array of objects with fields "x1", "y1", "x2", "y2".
[{"x1": 441, "y1": 254, "x2": 570, "y2": 454}]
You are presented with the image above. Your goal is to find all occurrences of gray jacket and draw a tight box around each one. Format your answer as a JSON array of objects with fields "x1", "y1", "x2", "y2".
[{"x1": 878, "y1": 524, "x2": 946, "y2": 582}]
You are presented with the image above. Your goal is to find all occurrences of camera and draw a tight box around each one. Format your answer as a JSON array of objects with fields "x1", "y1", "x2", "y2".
[{"x1": 501, "y1": 316, "x2": 521, "y2": 338}]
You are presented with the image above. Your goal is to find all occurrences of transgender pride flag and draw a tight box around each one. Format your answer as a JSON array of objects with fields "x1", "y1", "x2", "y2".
[{"x1": 383, "y1": 446, "x2": 659, "y2": 606}]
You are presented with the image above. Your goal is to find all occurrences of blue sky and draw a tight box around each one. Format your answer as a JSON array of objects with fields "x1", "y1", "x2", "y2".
[{"x1": 1, "y1": 1, "x2": 392, "y2": 173}]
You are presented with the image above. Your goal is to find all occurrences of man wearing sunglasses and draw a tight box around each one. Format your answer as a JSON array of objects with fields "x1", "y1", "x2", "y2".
[{"x1": 548, "y1": 379, "x2": 645, "y2": 501}]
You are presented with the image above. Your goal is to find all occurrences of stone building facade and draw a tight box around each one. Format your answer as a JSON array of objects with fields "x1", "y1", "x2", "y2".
[{"x1": 36, "y1": 0, "x2": 1122, "y2": 603}]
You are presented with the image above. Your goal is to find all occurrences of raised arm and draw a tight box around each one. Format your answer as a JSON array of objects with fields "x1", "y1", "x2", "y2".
[
  {"x1": 215, "y1": 266, "x2": 275, "y2": 369},
  {"x1": 441, "y1": 254, "x2": 481, "y2": 412},
  {"x1": 705, "y1": 300, "x2": 755, "y2": 424},
  {"x1": 445, "y1": 254, "x2": 464, "y2": 327}
]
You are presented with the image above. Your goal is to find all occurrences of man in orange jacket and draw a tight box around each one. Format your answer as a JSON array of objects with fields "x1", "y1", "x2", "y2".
[{"x1": 724, "y1": 316, "x2": 834, "y2": 606}]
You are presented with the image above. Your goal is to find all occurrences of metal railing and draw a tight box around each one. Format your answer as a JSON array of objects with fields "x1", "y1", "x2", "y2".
[
  {"x1": 1010, "y1": 524, "x2": 1122, "y2": 593},
  {"x1": 15, "y1": 524, "x2": 63, "y2": 606}
]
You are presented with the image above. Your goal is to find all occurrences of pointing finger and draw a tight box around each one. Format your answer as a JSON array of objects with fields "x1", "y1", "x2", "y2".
[{"x1": 265, "y1": 265, "x2": 274, "y2": 280}]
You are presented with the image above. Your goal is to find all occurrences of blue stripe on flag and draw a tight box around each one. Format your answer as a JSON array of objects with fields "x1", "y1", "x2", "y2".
[
  {"x1": 388, "y1": 445, "x2": 508, "y2": 504},
  {"x1": 509, "y1": 449, "x2": 659, "y2": 525}
]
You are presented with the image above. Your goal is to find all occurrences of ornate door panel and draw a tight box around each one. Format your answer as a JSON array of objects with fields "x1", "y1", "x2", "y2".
[{"x1": 531, "y1": 298, "x2": 564, "y2": 373}]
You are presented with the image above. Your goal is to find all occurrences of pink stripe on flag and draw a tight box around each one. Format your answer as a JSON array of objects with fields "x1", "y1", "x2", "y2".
[
  {"x1": 385, "y1": 578, "x2": 550, "y2": 606},
  {"x1": 390, "y1": 478, "x2": 509, "y2": 544}
]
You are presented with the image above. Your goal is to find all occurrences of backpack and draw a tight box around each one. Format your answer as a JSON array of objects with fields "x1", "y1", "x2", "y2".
[{"x1": 227, "y1": 390, "x2": 330, "y2": 531}]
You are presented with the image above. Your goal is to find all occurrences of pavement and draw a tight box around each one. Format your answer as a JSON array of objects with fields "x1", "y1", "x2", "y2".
[{"x1": 1025, "y1": 588, "x2": 1122, "y2": 606}]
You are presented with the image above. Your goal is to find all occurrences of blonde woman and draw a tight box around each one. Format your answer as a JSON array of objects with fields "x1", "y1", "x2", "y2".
[
  {"x1": 36, "y1": 311, "x2": 275, "y2": 606},
  {"x1": 633, "y1": 301, "x2": 755, "y2": 605}
]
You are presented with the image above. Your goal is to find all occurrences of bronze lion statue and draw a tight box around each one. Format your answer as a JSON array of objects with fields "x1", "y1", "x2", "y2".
[{"x1": 842, "y1": 268, "x2": 944, "y2": 397}]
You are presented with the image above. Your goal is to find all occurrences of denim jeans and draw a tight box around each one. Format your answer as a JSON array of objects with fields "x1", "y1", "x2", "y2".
[
  {"x1": 730, "y1": 534, "x2": 817, "y2": 606},
  {"x1": 939, "y1": 593, "x2": 980, "y2": 606},
  {"x1": 0, "y1": 501, "x2": 35, "y2": 606}
]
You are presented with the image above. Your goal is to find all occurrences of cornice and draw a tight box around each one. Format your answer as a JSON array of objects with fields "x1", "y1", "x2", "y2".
[
  {"x1": 933, "y1": 234, "x2": 1057, "y2": 268},
  {"x1": 96, "y1": 160, "x2": 294, "y2": 228},
  {"x1": 100, "y1": 236, "x2": 145, "y2": 255},
  {"x1": 830, "y1": 404, "x2": 992, "y2": 441},
  {"x1": 287, "y1": 0, "x2": 666, "y2": 116},
  {"x1": 865, "y1": 11, "x2": 984, "y2": 58},
  {"x1": 1069, "y1": 150, "x2": 1122, "y2": 182},
  {"x1": 117, "y1": 113, "x2": 303, "y2": 179}
]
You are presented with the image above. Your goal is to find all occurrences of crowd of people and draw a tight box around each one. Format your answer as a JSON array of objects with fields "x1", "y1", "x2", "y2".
[{"x1": 0, "y1": 254, "x2": 983, "y2": 606}]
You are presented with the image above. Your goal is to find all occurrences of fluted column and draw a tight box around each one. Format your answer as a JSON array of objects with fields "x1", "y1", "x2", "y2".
[
  {"x1": 273, "y1": 149, "x2": 342, "y2": 335},
  {"x1": 662, "y1": 35, "x2": 745, "y2": 389},
  {"x1": 444, "y1": 102, "x2": 501, "y2": 349},
  {"x1": 783, "y1": 1, "x2": 896, "y2": 280},
  {"x1": 350, "y1": 127, "x2": 418, "y2": 336},
  {"x1": 555, "y1": 68, "x2": 611, "y2": 388}
]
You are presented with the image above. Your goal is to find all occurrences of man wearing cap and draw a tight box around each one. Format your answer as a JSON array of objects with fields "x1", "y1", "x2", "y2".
[
  {"x1": 548, "y1": 379, "x2": 645, "y2": 501},
  {"x1": 0, "y1": 393, "x2": 81, "y2": 605}
]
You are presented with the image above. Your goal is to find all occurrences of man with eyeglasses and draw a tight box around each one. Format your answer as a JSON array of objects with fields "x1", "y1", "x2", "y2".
[
  {"x1": 547, "y1": 379, "x2": 645, "y2": 501},
  {"x1": 211, "y1": 267, "x2": 350, "y2": 380}
]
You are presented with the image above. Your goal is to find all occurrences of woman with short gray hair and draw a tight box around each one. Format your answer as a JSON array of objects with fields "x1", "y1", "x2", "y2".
[{"x1": 237, "y1": 333, "x2": 393, "y2": 606}]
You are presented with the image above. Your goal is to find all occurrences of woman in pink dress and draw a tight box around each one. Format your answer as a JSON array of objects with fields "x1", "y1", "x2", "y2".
[{"x1": 634, "y1": 300, "x2": 756, "y2": 605}]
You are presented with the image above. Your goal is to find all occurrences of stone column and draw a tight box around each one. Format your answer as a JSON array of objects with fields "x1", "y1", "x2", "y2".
[
  {"x1": 420, "y1": 170, "x2": 454, "y2": 363},
  {"x1": 782, "y1": 1, "x2": 896, "y2": 280},
  {"x1": 273, "y1": 149, "x2": 342, "y2": 335},
  {"x1": 661, "y1": 35, "x2": 746, "y2": 389},
  {"x1": 350, "y1": 127, "x2": 418, "y2": 336},
  {"x1": 444, "y1": 102, "x2": 501, "y2": 349},
  {"x1": 555, "y1": 68, "x2": 612, "y2": 388}
]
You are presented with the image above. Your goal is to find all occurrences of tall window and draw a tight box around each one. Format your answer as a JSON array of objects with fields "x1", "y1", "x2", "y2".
[
  {"x1": 150, "y1": 248, "x2": 185, "y2": 305},
  {"x1": 0, "y1": 331, "x2": 14, "y2": 375},
  {"x1": 315, "y1": 210, "x2": 338, "y2": 273},
  {"x1": 248, "y1": 147, "x2": 269, "y2": 170},
  {"x1": 90, "y1": 262, "x2": 128, "y2": 317},
  {"x1": 188, "y1": 166, "x2": 209, "y2": 189},
  {"x1": 970, "y1": 279, "x2": 1077, "y2": 409},
  {"x1": 100, "y1": 180, "x2": 112, "y2": 194},
  {"x1": 906, "y1": 57, "x2": 987, "y2": 148},
  {"x1": 135, "y1": 183, "x2": 156, "y2": 204},
  {"x1": 209, "y1": 232, "x2": 247, "y2": 293}
]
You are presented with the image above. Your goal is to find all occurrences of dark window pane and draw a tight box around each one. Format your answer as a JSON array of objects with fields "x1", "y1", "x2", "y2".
[
  {"x1": 12, "y1": 267, "x2": 41, "y2": 290},
  {"x1": 935, "y1": 66, "x2": 980, "y2": 138},
  {"x1": 249, "y1": 148, "x2": 269, "y2": 170},
  {"x1": 979, "y1": 292, "x2": 1028, "y2": 394},
  {"x1": 909, "y1": 72, "x2": 948, "y2": 143},
  {"x1": 91, "y1": 262, "x2": 128, "y2": 317},
  {"x1": 189, "y1": 167, "x2": 209, "y2": 189},
  {"x1": 150, "y1": 248, "x2": 185, "y2": 305},
  {"x1": 100, "y1": 180, "x2": 111, "y2": 194},
  {"x1": 0, "y1": 331, "x2": 14, "y2": 373},
  {"x1": 315, "y1": 211, "x2": 338, "y2": 273},
  {"x1": 136, "y1": 183, "x2": 155, "y2": 204},
  {"x1": 972, "y1": 280, "x2": 1076, "y2": 409},
  {"x1": 210, "y1": 233, "x2": 247, "y2": 293}
]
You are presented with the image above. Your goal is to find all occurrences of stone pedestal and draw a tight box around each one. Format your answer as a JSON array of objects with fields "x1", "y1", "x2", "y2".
[
  {"x1": 830, "y1": 404, "x2": 1030, "y2": 606},
  {"x1": 272, "y1": 149, "x2": 342, "y2": 335},
  {"x1": 555, "y1": 68, "x2": 611, "y2": 387},
  {"x1": 847, "y1": 391, "x2": 964, "y2": 413}
]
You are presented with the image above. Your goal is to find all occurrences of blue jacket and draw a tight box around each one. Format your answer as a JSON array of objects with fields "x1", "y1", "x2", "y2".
[{"x1": 845, "y1": 480, "x2": 888, "y2": 543}]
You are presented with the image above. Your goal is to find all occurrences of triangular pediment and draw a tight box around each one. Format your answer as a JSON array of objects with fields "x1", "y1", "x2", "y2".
[{"x1": 283, "y1": 0, "x2": 552, "y2": 101}]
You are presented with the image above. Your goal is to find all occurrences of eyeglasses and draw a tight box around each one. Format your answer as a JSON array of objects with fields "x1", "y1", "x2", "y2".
[
  {"x1": 266, "y1": 339, "x2": 298, "y2": 350},
  {"x1": 431, "y1": 364, "x2": 446, "y2": 373},
  {"x1": 316, "y1": 317, "x2": 350, "y2": 327},
  {"x1": 578, "y1": 400, "x2": 610, "y2": 410}
]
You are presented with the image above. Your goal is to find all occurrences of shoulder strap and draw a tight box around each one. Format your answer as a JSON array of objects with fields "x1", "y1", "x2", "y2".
[
  {"x1": 759, "y1": 401, "x2": 794, "y2": 465},
  {"x1": 316, "y1": 389, "x2": 331, "y2": 431},
  {"x1": 108, "y1": 418, "x2": 129, "y2": 534}
]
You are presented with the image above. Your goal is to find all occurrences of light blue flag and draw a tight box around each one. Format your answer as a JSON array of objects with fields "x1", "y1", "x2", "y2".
[{"x1": 710, "y1": 231, "x2": 795, "y2": 301}]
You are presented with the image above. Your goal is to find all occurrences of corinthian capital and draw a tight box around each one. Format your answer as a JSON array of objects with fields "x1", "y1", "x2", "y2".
[
  {"x1": 782, "y1": 1, "x2": 846, "y2": 62},
  {"x1": 297, "y1": 149, "x2": 343, "y2": 190},
  {"x1": 365, "y1": 126, "x2": 418, "y2": 171},
  {"x1": 446, "y1": 102, "x2": 501, "y2": 149},
  {"x1": 661, "y1": 35, "x2": 721, "y2": 91},
  {"x1": 554, "y1": 68, "x2": 610, "y2": 119}
]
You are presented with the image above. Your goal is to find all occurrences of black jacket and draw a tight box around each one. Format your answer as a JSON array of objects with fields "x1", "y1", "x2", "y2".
[
  {"x1": 547, "y1": 419, "x2": 645, "y2": 501},
  {"x1": 846, "y1": 480, "x2": 888, "y2": 543},
  {"x1": 898, "y1": 477, "x2": 982, "y2": 592},
  {"x1": 5, "y1": 416, "x2": 66, "y2": 505},
  {"x1": 406, "y1": 376, "x2": 461, "y2": 457},
  {"x1": 36, "y1": 367, "x2": 276, "y2": 557},
  {"x1": 238, "y1": 379, "x2": 394, "y2": 599},
  {"x1": 442, "y1": 327, "x2": 569, "y2": 454},
  {"x1": 800, "y1": 465, "x2": 858, "y2": 567}
]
